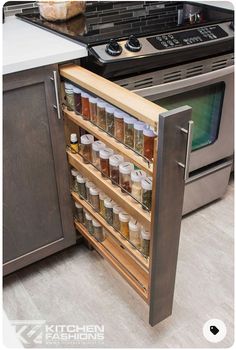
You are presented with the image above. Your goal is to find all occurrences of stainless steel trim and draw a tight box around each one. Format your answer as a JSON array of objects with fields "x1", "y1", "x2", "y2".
[
  {"x1": 184, "y1": 121, "x2": 194, "y2": 181},
  {"x1": 186, "y1": 159, "x2": 233, "y2": 183},
  {"x1": 50, "y1": 70, "x2": 62, "y2": 120}
]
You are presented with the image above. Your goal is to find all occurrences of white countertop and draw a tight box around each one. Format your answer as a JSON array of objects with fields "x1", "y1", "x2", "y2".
[{"x1": 3, "y1": 16, "x2": 88, "y2": 75}]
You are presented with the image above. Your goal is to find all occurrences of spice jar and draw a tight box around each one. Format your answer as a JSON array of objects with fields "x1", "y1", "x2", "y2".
[
  {"x1": 99, "y1": 192, "x2": 106, "y2": 218},
  {"x1": 75, "y1": 202, "x2": 84, "y2": 223},
  {"x1": 113, "y1": 205, "x2": 122, "y2": 231},
  {"x1": 70, "y1": 133, "x2": 79, "y2": 154},
  {"x1": 141, "y1": 177, "x2": 152, "y2": 211},
  {"x1": 93, "y1": 220, "x2": 106, "y2": 242},
  {"x1": 85, "y1": 181, "x2": 95, "y2": 203},
  {"x1": 80, "y1": 134, "x2": 94, "y2": 164},
  {"x1": 124, "y1": 115, "x2": 135, "y2": 148},
  {"x1": 104, "y1": 198, "x2": 113, "y2": 225},
  {"x1": 89, "y1": 96, "x2": 97, "y2": 123},
  {"x1": 84, "y1": 212, "x2": 94, "y2": 235},
  {"x1": 92, "y1": 141, "x2": 105, "y2": 170},
  {"x1": 114, "y1": 110, "x2": 124, "y2": 142},
  {"x1": 119, "y1": 162, "x2": 134, "y2": 193},
  {"x1": 134, "y1": 121, "x2": 145, "y2": 154},
  {"x1": 99, "y1": 148, "x2": 114, "y2": 177},
  {"x1": 89, "y1": 187, "x2": 100, "y2": 211},
  {"x1": 109, "y1": 154, "x2": 124, "y2": 185},
  {"x1": 81, "y1": 92, "x2": 90, "y2": 120},
  {"x1": 119, "y1": 212, "x2": 130, "y2": 239},
  {"x1": 131, "y1": 170, "x2": 146, "y2": 202},
  {"x1": 143, "y1": 126, "x2": 156, "y2": 161},
  {"x1": 141, "y1": 227, "x2": 151, "y2": 257},
  {"x1": 76, "y1": 175, "x2": 86, "y2": 199},
  {"x1": 97, "y1": 101, "x2": 106, "y2": 130},
  {"x1": 71, "y1": 168, "x2": 80, "y2": 192},
  {"x1": 128, "y1": 219, "x2": 141, "y2": 249},
  {"x1": 65, "y1": 82, "x2": 75, "y2": 111},
  {"x1": 106, "y1": 105, "x2": 115, "y2": 135},
  {"x1": 73, "y1": 86, "x2": 82, "y2": 115}
]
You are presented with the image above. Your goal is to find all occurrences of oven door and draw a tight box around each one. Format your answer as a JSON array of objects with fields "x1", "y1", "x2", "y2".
[{"x1": 133, "y1": 65, "x2": 234, "y2": 173}]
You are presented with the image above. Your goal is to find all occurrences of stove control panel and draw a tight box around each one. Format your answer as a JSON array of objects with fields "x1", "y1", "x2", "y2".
[{"x1": 148, "y1": 25, "x2": 228, "y2": 50}]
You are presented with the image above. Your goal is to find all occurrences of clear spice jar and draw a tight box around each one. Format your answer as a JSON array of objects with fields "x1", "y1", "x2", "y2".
[
  {"x1": 109, "y1": 154, "x2": 124, "y2": 185},
  {"x1": 81, "y1": 92, "x2": 90, "y2": 120},
  {"x1": 92, "y1": 141, "x2": 105, "y2": 170},
  {"x1": 89, "y1": 187, "x2": 100, "y2": 211},
  {"x1": 105, "y1": 105, "x2": 115, "y2": 135},
  {"x1": 113, "y1": 205, "x2": 122, "y2": 231},
  {"x1": 85, "y1": 181, "x2": 95, "y2": 203},
  {"x1": 70, "y1": 133, "x2": 79, "y2": 154},
  {"x1": 134, "y1": 121, "x2": 145, "y2": 155},
  {"x1": 97, "y1": 101, "x2": 106, "y2": 130},
  {"x1": 99, "y1": 148, "x2": 114, "y2": 177},
  {"x1": 84, "y1": 212, "x2": 94, "y2": 235},
  {"x1": 71, "y1": 168, "x2": 80, "y2": 192},
  {"x1": 119, "y1": 212, "x2": 130, "y2": 239},
  {"x1": 114, "y1": 110, "x2": 124, "y2": 142},
  {"x1": 141, "y1": 177, "x2": 152, "y2": 211},
  {"x1": 73, "y1": 86, "x2": 82, "y2": 115},
  {"x1": 75, "y1": 202, "x2": 84, "y2": 223},
  {"x1": 80, "y1": 134, "x2": 94, "y2": 164},
  {"x1": 131, "y1": 170, "x2": 146, "y2": 202},
  {"x1": 104, "y1": 198, "x2": 113, "y2": 225},
  {"x1": 141, "y1": 227, "x2": 151, "y2": 257},
  {"x1": 119, "y1": 162, "x2": 134, "y2": 193},
  {"x1": 65, "y1": 82, "x2": 75, "y2": 111},
  {"x1": 89, "y1": 96, "x2": 97, "y2": 123},
  {"x1": 143, "y1": 126, "x2": 156, "y2": 161},
  {"x1": 128, "y1": 219, "x2": 141, "y2": 249},
  {"x1": 76, "y1": 175, "x2": 86, "y2": 199},
  {"x1": 99, "y1": 192, "x2": 106, "y2": 218},
  {"x1": 124, "y1": 115, "x2": 135, "y2": 148},
  {"x1": 93, "y1": 220, "x2": 106, "y2": 242}
]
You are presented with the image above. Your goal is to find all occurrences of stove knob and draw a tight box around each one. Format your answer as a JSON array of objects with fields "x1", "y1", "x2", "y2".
[
  {"x1": 125, "y1": 35, "x2": 142, "y2": 52},
  {"x1": 105, "y1": 39, "x2": 122, "y2": 56}
]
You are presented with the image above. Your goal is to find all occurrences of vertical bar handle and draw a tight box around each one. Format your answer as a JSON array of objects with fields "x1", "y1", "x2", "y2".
[
  {"x1": 50, "y1": 70, "x2": 62, "y2": 120},
  {"x1": 183, "y1": 120, "x2": 194, "y2": 181}
]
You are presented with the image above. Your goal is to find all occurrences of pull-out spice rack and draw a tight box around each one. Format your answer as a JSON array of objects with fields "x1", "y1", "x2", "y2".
[{"x1": 60, "y1": 64, "x2": 192, "y2": 326}]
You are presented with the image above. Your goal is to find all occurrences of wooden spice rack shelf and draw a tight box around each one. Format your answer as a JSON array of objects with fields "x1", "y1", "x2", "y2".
[
  {"x1": 75, "y1": 221, "x2": 149, "y2": 302},
  {"x1": 68, "y1": 150, "x2": 151, "y2": 230},
  {"x1": 64, "y1": 108, "x2": 153, "y2": 176},
  {"x1": 72, "y1": 191, "x2": 149, "y2": 272}
]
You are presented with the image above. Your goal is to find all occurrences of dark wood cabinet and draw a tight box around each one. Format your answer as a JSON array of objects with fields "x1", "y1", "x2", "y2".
[{"x1": 3, "y1": 65, "x2": 76, "y2": 275}]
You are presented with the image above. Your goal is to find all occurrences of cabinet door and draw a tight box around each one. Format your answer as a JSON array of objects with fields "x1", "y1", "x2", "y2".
[
  {"x1": 60, "y1": 65, "x2": 192, "y2": 326},
  {"x1": 3, "y1": 65, "x2": 76, "y2": 275}
]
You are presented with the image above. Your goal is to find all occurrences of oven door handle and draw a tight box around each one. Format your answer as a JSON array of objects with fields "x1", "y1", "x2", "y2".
[{"x1": 134, "y1": 65, "x2": 234, "y2": 97}]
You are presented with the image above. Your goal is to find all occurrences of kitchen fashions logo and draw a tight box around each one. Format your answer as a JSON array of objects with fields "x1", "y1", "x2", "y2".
[{"x1": 11, "y1": 320, "x2": 105, "y2": 347}]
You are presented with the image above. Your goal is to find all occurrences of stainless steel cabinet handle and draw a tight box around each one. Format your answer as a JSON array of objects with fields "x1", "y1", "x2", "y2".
[
  {"x1": 178, "y1": 120, "x2": 194, "y2": 181},
  {"x1": 50, "y1": 70, "x2": 62, "y2": 120}
]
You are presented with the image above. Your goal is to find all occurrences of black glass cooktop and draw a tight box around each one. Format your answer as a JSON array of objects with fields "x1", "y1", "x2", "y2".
[{"x1": 16, "y1": 1, "x2": 233, "y2": 46}]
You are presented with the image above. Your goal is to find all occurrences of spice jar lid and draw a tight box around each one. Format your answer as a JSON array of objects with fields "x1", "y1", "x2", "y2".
[
  {"x1": 143, "y1": 126, "x2": 156, "y2": 137},
  {"x1": 85, "y1": 212, "x2": 92, "y2": 220},
  {"x1": 113, "y1": 205, "x2": 122, "y2": 215},
  {"x1": 75, "y1": 202, "x2": 83, "y2": 209},
  {"x1": 70, "y1": 133, "x2": 78, "y2": 143},
  {"x1": 131, "y1": 170, "x2": 146, "y2": 182},
  {"x1": 76, "y1": 174, "x2": 86, "y2": 183},
  {"x1": 85, "y1": 181, "x2": 95, "y2": 189},
  {"x1": 92, "y1": 141, "x2": 105, "y2": 152},
  {"x1": 104, "y1": 198, "x2": 113, "y2": 208},
  {"x1": 97, "y1": 101, "x2": 106, "y2": 108},
  {"x1": 73, "y1": 86, "x2": 81, "y2": 94},
  {"x1": 99, "y1": 148, "x2": 114, "y2": 159},
  {"x1": 124, "y1": 115, "x2": 136, "y2": 124},
  {"x1": 109, "y1": 154, "x2": 124, "y2": 167},
  {"x1": 119, "y1": 162, "x2": 134, "y2": 175},
  {"x1": 81, "y1": 92, "x2": 90, "y2": 98},
  {"x1": 134, "y1": 121, "x2": 145, "y2": 131},
  {"x1": 64, "y1": 82, "x2": 74, "y2": 90},
  {"x1": 89, "y1": 187, "x2": 99, "y2": 196},
  {"x1": 89, "y1": 96, "x2": 97, "y2": 103},
  {"x1": 141, "y1": 227, "x2": 151, "y2": 240},
  {"x1": 81, "y1": 134, "x2": 94, "y2": 145},
  {"x1": 71, "y1": 168, "x2": 79, "y2": 177},
  {"x1": 105, "y1": 105, "x2": 115, "y2": 114},
  {"x1": 114, "y1": 110, "x2": 124, "y2": 119},
  {"x1": 119, "y1": 212, "x2": 130, "y2": 222},
  {"x1": 128, "y1": 219, "x2": 140, "y2": 231},
  {"x1": 141, "y1": 177, "x2": 152, "y2": 190},
  {"x1": 99, "y1": 191, "x2": 106, "y2": 200},
  {"x1": 92, "y1": 219, "x2": 101, "y2": 227}
]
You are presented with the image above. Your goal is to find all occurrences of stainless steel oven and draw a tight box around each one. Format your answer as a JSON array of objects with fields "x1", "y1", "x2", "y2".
[{"x1": 114, "y1": 53, "x2": 234, "y2": 213}]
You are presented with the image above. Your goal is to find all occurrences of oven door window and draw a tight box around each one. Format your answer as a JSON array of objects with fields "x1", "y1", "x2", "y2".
[{"x1": 156, "y1": 82, "x2": 225, "y2": 151}]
